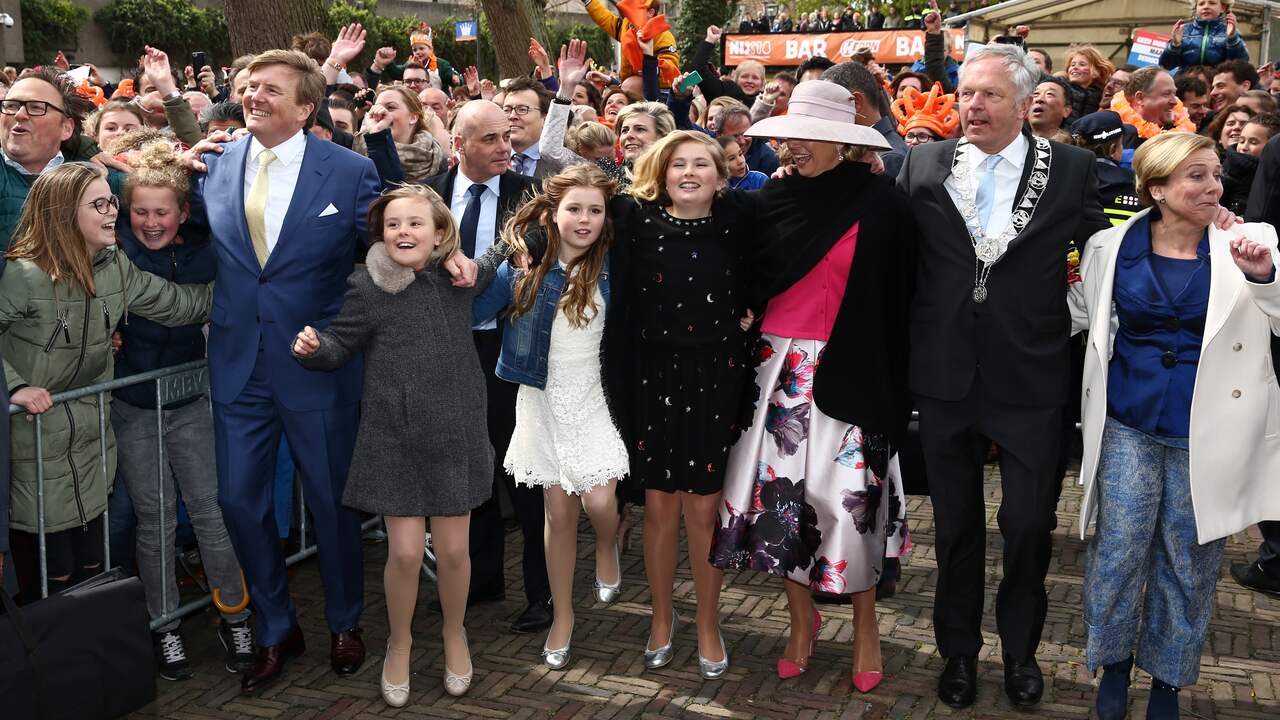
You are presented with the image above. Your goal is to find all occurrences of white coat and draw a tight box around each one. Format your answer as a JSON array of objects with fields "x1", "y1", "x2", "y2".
[{"x1": 1069, "y1": 208, "x2": 1280, "y2": 544}]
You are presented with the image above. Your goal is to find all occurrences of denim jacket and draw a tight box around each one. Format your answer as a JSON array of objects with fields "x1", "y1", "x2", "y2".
[
  {"x1": 1158, "y1": 17, "x2": 1249, "y2": 71},
  {"x1": 472, "y1": 255, "x2": 612, "y2": 389}
]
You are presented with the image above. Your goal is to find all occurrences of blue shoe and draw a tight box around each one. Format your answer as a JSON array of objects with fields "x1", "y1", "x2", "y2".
[
  {"x1": 1095, "y1": 655, "x2": 1132, "y2": 720},
  {"x1": 1146, "y1": 677, "x2": 1180, "y2": 719}
]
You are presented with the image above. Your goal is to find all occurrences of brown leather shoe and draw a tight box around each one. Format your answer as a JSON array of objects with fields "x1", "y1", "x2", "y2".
[
  {"x1": 331, "y1": 628, "x2": 366, "y2": 675},
  {"x1": 241, "y1": 625, "x2": 305, "y2": 692}
]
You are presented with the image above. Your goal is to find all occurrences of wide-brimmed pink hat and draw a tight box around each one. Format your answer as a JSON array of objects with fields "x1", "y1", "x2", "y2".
[{"x1": 746, "y1": 80, "x2": 890, "y2": 150}]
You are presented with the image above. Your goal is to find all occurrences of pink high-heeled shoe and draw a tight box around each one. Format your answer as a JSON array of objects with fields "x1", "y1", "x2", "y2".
[
  {"x1": 776, "y1": 606, "x2": 822, "y2": 679},
  {"x1": 852, "y1": 670, "x2": 883, "y2": 693}
]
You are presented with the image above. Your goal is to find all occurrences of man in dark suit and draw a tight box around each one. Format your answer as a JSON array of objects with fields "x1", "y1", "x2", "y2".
[
  {"x1": 424, "y1": 99, "x2": 550, "y2": 634},
  {"x1": 188, "y1": 49, "x2": 381, "y2": 691},
  {"x1": 896, "y1": 43, "x2": 1109, "y2": 709}
]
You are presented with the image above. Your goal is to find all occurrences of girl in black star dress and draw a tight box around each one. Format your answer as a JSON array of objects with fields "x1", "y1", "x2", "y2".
[{"x1": 613, "y1": 130, "x2": 764, "y2": 678}]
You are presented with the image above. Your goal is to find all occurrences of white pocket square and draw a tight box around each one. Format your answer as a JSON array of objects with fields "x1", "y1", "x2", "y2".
[{"x1": 318, "y1": 203, "x2": 339, "y2": 217}]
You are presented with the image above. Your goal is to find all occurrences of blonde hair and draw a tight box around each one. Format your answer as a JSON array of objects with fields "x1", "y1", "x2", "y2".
[
  {"x1": 1064, "y1": 45, "x2": 1115, "y2": 87},
  {"x1": 568, "y1": 121, "x2": 615, "y2": 156},
  {"x1": 1132, "y1": 132, "x2": 1217, "y2": 206},
  {"x1": 375, "y1": 83, "x2": 431, "y2": 137},
  {"x1": 7, "y1": 162, "x2": 109, "y2": 295},
  {"x1": 614, "y1": 101, "x2": 676, "y2": 141},
  {"x1": 630, "y1": 131, "x2": 729, "y2": 206},
  {"x1": 367, "y1": 185, "x2": 460, "y2": 266},
  {"x1": 245, "y1": 49, "x2": 325, "y2": 114},
  {"x1": 701, "y1": 96, "x2": 749, "y2": 129},
  {"x1": 732, "y1": 61, "x2": 766, "y2": 83},
  {"x1": 86, "y1": 100, "x2": 145, "y2": 141},
  {"x1": 123, "y1": 141, "x2": 190, "y2": 207},
  {"x1": 104, "y1": 126, "x2": 170, "y2": 157},
  {"x1": 503, "y1": 165, "x2": 618, "y2": 328}
]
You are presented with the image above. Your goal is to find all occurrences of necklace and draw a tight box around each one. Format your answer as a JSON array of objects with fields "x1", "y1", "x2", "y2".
[{"x1": 950, "y1": 136, "x2": 1052, "y2": 303}]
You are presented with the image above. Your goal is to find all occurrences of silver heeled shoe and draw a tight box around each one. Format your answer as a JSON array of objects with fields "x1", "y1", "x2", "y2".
[
  {"x1": 698, "y1": 628, "x2": 729, "y2": 680},
  {"x1": 643, "y1": 607, "x2": 678, "y2": 669},
  {"x1": 541, "y1": 617, "x2": 574, "y2": 670},
  {"x1": 380, "y1": 643, "x2": 411, "y2": 707},
  {"x1": 594, "y1": 544, "x2": 622, "y2": 604},
  {"x1": 443, "y1": 630, "x2": 472, "y2": 697}
]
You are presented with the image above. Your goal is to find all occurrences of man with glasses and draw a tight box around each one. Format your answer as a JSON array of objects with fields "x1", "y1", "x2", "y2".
[
  {"x1": 501, "y1": 77, "x2": 563, "y2": 180},
  {"x1": 401, "y1": 61, "x2": 430, "y2": 92},
  {"x1": 0, "y1": 67, "x2": 109, "y2": 267}
]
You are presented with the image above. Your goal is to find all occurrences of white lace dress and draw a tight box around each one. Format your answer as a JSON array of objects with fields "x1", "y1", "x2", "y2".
[{"x1": 505, "y1": 287, "x2": 629, "y2": 495}]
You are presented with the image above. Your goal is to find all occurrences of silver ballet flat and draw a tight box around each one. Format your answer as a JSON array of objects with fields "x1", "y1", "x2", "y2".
[
  {"x1": 643, "y1": 608, "x2": 678, "y2": 669},
  {"x1": 594, "y1": 545, "x2": 622, "y2": 604},
  {"x1": 698, "y1": 628, "x2": 729, "y2": 680},
  {"x1": 541, "y1": 619, "x2": 574, "y2": 670}
]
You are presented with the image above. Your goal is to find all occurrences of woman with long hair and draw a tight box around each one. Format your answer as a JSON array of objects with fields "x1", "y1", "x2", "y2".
[
  {"x1": 0, "y1": 162, "x2": 211, "y2": 599},
  {"x1": 1205, "y1": 102, "x2": 1256, "y2": 152},
  {"x1": 1064, "y1": 45, "x2": 1116, "y2": 116},
  {"x1": 352, "y1": 84, "x2": 448, "y2": 182},
  {"x1": 472, "y1": 165, "x2": 629, "y2": 671}
]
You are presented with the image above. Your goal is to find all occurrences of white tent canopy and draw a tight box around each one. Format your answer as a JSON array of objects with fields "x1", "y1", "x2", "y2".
[{"x1": 946, "y1": 0, "x2": 1278, "y2": 65}]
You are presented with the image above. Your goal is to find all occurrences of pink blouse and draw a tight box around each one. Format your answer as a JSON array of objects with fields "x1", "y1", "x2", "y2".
[{"x1": 759, "y1": 223, "x2": 858, "y2": 342}]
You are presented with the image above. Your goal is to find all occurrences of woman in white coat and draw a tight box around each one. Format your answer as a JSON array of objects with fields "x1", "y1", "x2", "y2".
[{"x1": 1069, "y1": 131, "x2": 1280, "y2": 720}]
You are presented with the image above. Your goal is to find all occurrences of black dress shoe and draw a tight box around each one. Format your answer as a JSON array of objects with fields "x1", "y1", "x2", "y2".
[
  {"x1": 1003, "y1": 655, "x2": 1044, "y2": 707},
  {"x1": 330, "y1": 628, "x2": 365, "y2": 675},
  {"x1": 1231, "y1": 561, "x2": 1280, "y2": 597},
  {"x1": 511, "y1": 599, "x2": 553, "y2": 634},
  {"x1": 428, "y1": 588, "x2": 506, "y2": 614},
  {"x1": 938, "y1": 654, "x2": 978, "y2": 708},
  {"x1": 241, "y1": 625, "x2": 306, "y2": 692}
]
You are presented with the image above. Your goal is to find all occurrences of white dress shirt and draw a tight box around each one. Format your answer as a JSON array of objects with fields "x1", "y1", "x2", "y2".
[
  {"x1": 243, "y1": 130, "x2": 307, "y2": 255},
  {"x1": 450, "y1": 171, "x2": 502, "y2": 330},
  {"x1": 944, "y1": 133, "x2": 1028, "y2": 239}
]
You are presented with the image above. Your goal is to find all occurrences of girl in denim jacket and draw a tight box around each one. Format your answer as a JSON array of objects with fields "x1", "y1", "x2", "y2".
[
  {"x1": 1158, "y1": 1, "x2": 1249, "y2": 72},
  {"x1": 472, "y1": 165, "x2": 629, "y2": 671}
]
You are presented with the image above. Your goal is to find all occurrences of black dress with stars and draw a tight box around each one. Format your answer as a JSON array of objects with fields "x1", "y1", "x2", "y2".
[{"x1": 616, "y1": 193, "x2": 762, "y2": 495}]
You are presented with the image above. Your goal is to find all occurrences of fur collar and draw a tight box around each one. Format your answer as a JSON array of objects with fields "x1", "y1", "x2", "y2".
[{"x1": 365, "y1": 242, "x2": 416, "y2": 294}]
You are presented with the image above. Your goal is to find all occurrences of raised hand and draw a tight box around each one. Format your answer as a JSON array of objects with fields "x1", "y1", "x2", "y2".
[
  {"x1": 1231, "y1": 235, "x2": 1275, "y2": 280},
  {"x1": 705, "y1": 25, "x2": 724, "y2": 44},
  {"x1": 373, "y1": 46, "x2": 396, "y2": 71},
  {"x1": 141, "y1": 46, "x2": 178, "y2": 95},
  {"x1": 761, "y1": 80, "x2": 781, "y2": 102},
  {"x1": 464, "y1": 66, "x2": 480, "y2": 96},
  {"x1": 558, "y1": 39, "x2": 590, "y2": 89},
  {"x1": 331, "y1": 23, "x2": 368, "y2": 68},
  {"x1": 925, "y1": 0, "x2": 942, "y2": 33},
  {"x1": 1226, "y1": 12, "x2": 1238, "y2": 38},
  {"x1": 54, "y1": 50, "x2": 69, "y2": 71},
  {"x1": 1171, "y1": 19, "x2": 1185, "y2": 44},
  {"x1": 480, "y1": 78, "x2": 497, "y2": 101},
  {"x1": 293, "y1": 327, "x2": 321, "y2": 357},
  {"x1": 528, "y1": 37, "x2": 552, "y2": 78},
  {"x1": 198, "y1": 65, "x2": 217, "y2": 96}
]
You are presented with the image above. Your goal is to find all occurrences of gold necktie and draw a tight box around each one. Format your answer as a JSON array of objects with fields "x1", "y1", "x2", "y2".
[{"x1": 245, "y1": 148, "x2": 277, "y2": 268}]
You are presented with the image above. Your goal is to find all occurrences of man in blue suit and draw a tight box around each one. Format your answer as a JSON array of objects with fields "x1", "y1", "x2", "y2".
[{"x1": 187, "y1": 49, "x2": 380, "y2": 692}]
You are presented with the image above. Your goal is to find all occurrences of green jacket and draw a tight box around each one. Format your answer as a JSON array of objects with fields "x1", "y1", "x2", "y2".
[{"x1": 0, "y1": 249, "x2": 212, "y2": 533}]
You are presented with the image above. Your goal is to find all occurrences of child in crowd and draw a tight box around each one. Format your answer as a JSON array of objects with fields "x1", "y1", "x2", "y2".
[
  {"x1": 112, "y1": 142, "x2": 255, "y2": 681},
  {"x1": 472, "y1": 164, "x2": 629, "y2": 671},
  {"x1": 1159, "y1": 0, "x2": 1248, "y2": 72},
  {"x1": 1222, "y1": 112, "x2": 1280, "y2": 214},
  {"x1": 291, "y1": 185, "x2": 503, "y2": 706},
  {"x1": 717, "y1": 136, "x2": 769, "y2": 190},
  {"x1": 0, "y1": 163, "x2": 211, "y2": 601},
  {"x1": 568, "y1": 121, "x2": 617, "y2": 162}
]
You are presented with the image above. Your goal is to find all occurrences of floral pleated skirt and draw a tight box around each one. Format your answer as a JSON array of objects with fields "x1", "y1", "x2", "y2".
[{"x1": 710, "y1": 334, "x2": 911, "y2": 594}]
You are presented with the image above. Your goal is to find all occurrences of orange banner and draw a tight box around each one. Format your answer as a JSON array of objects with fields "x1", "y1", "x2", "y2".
[{"x1": 724, "y1": 29, "x2": 966, "y2": 66}]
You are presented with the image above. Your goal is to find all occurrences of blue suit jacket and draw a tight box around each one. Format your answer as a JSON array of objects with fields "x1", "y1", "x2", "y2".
[{"x1": 191, "y1": 132, "x2": 381, "y2": 410}]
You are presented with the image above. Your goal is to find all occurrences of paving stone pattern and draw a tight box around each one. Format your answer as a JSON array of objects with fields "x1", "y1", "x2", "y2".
[{"x1": 131, "y1": 468, "x2": 1279, "y2": 719}]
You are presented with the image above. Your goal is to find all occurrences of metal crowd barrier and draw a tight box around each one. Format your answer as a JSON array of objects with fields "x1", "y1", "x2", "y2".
[{"x1": 8, "y1": 360, "x2": 380, "y2": 629}]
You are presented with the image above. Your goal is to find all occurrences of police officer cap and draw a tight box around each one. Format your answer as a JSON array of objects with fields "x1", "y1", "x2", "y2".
[{"x1": 1072, "y1": 111, "x2": 1126, "y2": 143}]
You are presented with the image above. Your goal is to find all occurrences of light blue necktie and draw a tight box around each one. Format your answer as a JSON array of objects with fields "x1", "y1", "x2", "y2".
[{"x1": 975, "y1": 154, "x2": 1002, "y2": 231}]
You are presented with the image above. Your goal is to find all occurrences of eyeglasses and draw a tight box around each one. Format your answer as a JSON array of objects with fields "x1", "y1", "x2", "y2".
[
  {"x1": 905, "y1": 132, "x2": 935, "y2": 145},
  {"x1": 403, "y1": 78, "x2": 428, "y2": 87},
  {"x1": 502, "y1": 104, "x2": 536, "y2": 117},
  {"x1": 85, "y1": 195, "x2": 120, "y2": 215},
  {"x1": 0, "y1": 99, "x2": 68, "y2": 117}
]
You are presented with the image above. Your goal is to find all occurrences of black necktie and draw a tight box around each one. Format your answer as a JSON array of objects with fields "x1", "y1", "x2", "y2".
[{"x1": 459, "y1": 183, "x2": 485, "y2": 258}]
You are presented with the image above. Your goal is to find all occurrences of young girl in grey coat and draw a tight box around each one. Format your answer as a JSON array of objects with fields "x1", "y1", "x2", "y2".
[{"x1": 291, "y1": 185, "x2": 501, "y2": 705}]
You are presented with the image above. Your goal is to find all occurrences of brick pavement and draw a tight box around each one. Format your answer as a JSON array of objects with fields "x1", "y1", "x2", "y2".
[{"x1": 130, "y1": 468, "x2": 1280, "y2": 719}]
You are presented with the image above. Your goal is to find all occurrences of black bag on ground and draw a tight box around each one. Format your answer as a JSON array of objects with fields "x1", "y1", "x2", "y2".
[{"x1": 0, "y1": 569, "x2": 155, "y2": 720}]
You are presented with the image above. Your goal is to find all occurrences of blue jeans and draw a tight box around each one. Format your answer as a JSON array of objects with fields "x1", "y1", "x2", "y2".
[{"x1": 1084, "y1": 417, "x2": 1225, "y2": 687}]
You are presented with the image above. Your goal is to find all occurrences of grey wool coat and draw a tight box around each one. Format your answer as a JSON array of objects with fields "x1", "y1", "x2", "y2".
[{"x1": 296, "y1": 241, "x2": 501, "y2": 517}]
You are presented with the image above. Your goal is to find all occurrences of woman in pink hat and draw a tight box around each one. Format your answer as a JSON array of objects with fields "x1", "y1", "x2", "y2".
[{"x1": 709, "y1": 80, "x2": 917, "y2": 693}]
